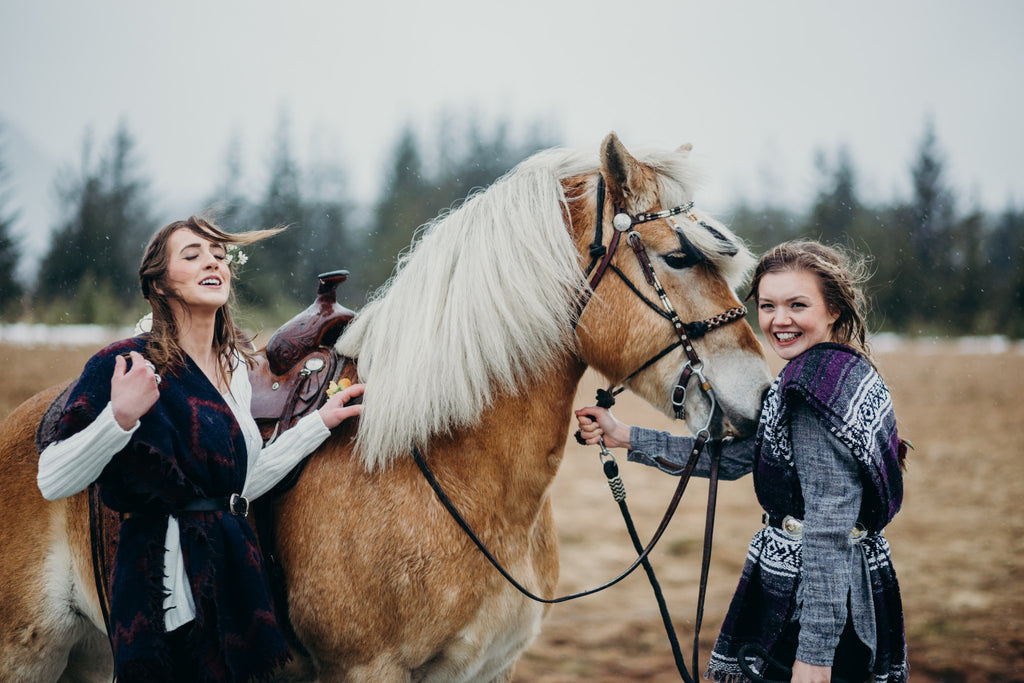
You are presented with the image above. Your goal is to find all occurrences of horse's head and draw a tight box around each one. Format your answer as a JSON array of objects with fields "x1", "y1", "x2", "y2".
[
  {"x1": 572, "y1": 133, "x2": 771, "y2": 439},
  {"x1": 338, "y1": 133, "x2": 770, "y2": 469}
]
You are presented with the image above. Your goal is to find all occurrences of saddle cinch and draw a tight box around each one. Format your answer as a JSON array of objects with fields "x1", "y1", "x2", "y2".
[{"x1": 248, "y1": 269, "x2": 357, "y2": 445}]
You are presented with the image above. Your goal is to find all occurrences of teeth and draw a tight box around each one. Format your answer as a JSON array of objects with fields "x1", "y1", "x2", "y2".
[
  {"x1": 775, "y1": 332, "x2": 800, "y2": 342},
  {"x1": 201, "y1": 278, "x2": 220, "y2": 286}
]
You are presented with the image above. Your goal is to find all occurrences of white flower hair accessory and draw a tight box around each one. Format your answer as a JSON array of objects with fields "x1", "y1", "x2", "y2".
[
  {"x1": 134, "y1": 312, "x2": 153, "y2": 335},
  {"x1": 225, "y1": 244, "x2": 248, "y2": 267}
]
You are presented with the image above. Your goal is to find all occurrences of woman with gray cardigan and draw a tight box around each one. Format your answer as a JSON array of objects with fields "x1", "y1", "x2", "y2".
[{"x1": 576, "y1": 241, "x2": 908, "y2": 683}]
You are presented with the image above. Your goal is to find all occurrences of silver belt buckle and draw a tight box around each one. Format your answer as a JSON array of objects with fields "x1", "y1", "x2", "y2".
[
  {"x1": 229, "y1": 493, "x2": 249, "y2": 516},
  {"x1": 777, "y1": 515, "x2": 870, "y2": 541},
  {"x1": 782, "y1": 515, "x2": 804, "y2": 537}
]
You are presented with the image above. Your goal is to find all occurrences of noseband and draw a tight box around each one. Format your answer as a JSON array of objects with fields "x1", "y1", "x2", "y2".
[{"x1": 577, "y1": 175, "x2": 747, "y2": 428}]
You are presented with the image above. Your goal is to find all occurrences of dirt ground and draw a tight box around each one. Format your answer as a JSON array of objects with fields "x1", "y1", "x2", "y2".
[
  {"x1": 515, "y1": 345, "x2": 1024, "y2": 683},
  {"x1": 1, "y1": 341, "x2": 1021, "y2": 682}
]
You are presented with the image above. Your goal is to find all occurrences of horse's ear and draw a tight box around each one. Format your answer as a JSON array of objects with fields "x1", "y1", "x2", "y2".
[{"x1": 601, "y1": 132, "x2": 643, "y2": 206}]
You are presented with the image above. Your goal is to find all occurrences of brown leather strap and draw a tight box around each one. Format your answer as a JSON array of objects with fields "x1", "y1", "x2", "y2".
[
  {"x1": 88, "y1": 483, "x2": 114, "y2": 652},
  {"x1": 413, "y1": 431, "x2": 711, "y2": 604},
  {"x1": 692, "y1": 439, "x2": 721, "y2": 678}
]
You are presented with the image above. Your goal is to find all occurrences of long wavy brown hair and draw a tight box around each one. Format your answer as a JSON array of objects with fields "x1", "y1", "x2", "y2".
[{"x1": 138, "y1": 216, "x2": 284, "y2": 386}]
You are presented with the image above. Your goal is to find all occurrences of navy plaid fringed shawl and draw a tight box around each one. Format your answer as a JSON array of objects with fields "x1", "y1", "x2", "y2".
[
  {"x1": 51, "y1": 336, "x2": 289, "y2": 682},
  {"x1": 707, "y1": 343, "x2": 908, "y2": 683}
]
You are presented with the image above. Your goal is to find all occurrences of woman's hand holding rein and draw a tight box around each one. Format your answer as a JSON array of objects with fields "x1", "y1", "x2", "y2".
[{"x1": 574, "y1": 406, "x2": 631, "y2": 450}]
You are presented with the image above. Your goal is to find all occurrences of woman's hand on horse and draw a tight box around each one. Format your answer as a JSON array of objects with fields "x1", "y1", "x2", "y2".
[
  {"x1": 318, "y1": 382, "x2": 365, "y2": 430},
  {"x1": 574, "y1": 407, "x2": 631, "y2": 450},
  {"x1": 110, "y1": 351, "x2": 161, "y2": 431}
]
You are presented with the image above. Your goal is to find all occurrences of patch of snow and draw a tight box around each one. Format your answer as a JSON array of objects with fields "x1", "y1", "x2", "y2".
[{"x1": 0, "y1": 323, "x2": 133, "y2": 347}]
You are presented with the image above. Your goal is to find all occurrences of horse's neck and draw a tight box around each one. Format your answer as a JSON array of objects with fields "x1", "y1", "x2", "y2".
[{"x1": 438, "y1": 358, "x2": 586, "y2": 525}]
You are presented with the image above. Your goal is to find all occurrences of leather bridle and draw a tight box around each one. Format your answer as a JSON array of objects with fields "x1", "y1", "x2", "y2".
[
  {"x1": 412, "y1": 173, "x2": 751, "y2": 682},
  {"x1": 576, "y1": 175, "x2": 747, "y2": 431}
]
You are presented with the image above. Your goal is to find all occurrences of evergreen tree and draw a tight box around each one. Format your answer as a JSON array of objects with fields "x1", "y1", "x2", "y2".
[
  {"x1": 906, "y1": 120, "x2": 957, "y2": 327},
  {"x1": 805, "y1": 147, "x2": 860, "y2": 244},
  {"x1": 244, "y1": 114, "x2": 305, "y2": 310},
  {"x1": 858, "y1": 203, "x2": 910, "y2": 334},
  {"x1": 205, "y1": 131, "x2": 252, "y2": 231},
  {"x1": 361, "y1": 115, "x2": 557, "y2": 299},
  {"x1": 946, "y1": 207, "x2": 985, "y2": 330},
  {"x1": 105, "y1": 123, "x2": 156, "y2": 296},
  {"x1": 986, "y1": 205, "x2": 1024, "y2": 336},
  {"x1": 0, "y1": 124, "x2": 23, "y2": 318},
  {"x1": 361, "y1": 124, "x2": 433, "y2": 297},
  {"x1": 909, "y1": 122, "x2": 954, "y2": 268},
  {"x1": 37, "y1": 123, "x2": 156, "y2": 323},
  {"x1": 876, "y1": 121, "x2": 958, "y2": 333},
  {"x1": 300, "y1": 156, "x2": 355, "y2": 299},
  {"x1": 725, "y1": 201, "x2": 801, "y2": 255}
]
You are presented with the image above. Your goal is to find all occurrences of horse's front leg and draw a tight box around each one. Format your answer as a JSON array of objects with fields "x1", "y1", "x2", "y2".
[
  {"x1": 0, "y1": 389, "x2": 112, "y2": 683},
  {"x1": 0, "y1": 496, "x2": 110, "y2": 683}
]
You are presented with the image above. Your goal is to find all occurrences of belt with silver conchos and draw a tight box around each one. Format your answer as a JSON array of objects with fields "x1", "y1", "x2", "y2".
[{"x1": 763, "y1": 513, "x2": 874, "y2": 541}]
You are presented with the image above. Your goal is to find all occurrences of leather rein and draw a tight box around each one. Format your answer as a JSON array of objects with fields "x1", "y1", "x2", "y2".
[{"x1": 412, "y1": 175, "x2": 747, "y2": 644}]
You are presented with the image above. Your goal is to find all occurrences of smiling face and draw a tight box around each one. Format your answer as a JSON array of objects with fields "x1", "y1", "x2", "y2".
[
  {"x1": 163, "y1": 227, "x2": 231, "y2": 315},
  {"x1": 756, "y1": 268, "x2": 839, "y2": 361}
]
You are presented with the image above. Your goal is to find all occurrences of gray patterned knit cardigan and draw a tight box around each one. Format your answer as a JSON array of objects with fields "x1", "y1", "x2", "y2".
[{"x1": 706, "y1": 343, "x2": 908, "y2": 683}]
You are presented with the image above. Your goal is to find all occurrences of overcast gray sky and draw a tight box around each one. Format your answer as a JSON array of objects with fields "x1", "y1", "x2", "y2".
[{"x1": 1, "y1": 0, "x2": 1021, "y2": 266}]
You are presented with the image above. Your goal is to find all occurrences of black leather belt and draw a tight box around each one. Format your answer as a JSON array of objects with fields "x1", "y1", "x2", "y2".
[
  {"x1": 177, "y1": 493, "x2": 250, "y2": 516},
  {"x1": 124, "y1": 494, "x2": 250, "y2": 519}
]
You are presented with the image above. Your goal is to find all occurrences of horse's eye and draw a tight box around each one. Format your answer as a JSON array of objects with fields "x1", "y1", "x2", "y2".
[{"x1": 663, "y1": 252, "x2": 690, "y2": 269}]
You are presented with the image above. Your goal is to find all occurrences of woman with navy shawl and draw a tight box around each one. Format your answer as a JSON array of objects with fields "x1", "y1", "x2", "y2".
[
  {"x1": 577, "y1": 241, "x2": 908, "y2": 683},
  {"x1": 38, "y1": 217, "x2": 365, "y2": 682}
]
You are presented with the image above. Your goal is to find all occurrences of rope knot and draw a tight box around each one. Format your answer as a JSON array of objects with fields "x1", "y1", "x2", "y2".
[{"x1": 595, "y1": 388, "x2": 616, "y2": 409}]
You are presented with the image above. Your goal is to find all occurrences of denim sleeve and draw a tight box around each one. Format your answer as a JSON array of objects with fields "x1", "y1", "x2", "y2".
[
  {"x1": 626, "y1": 426, "x2": 754, "y2": 481},
  {"x1": 790, "y1": 402, "x2": 863, "y2": 667}
]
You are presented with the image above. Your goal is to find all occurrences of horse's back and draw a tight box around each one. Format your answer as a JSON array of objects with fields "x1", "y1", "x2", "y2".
[{"x1": 0, "y1": 383, "x2": 110, "y2": 682}]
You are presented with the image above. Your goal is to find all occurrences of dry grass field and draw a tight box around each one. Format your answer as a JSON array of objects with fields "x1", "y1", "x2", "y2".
[{"x1": 1, "y1": 340, "x2": 1021, "y2": 682}]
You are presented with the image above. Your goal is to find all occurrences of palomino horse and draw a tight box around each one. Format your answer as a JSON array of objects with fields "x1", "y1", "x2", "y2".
[{"x1": 0, "y1": 133, "x2": 771, "y2": 682}]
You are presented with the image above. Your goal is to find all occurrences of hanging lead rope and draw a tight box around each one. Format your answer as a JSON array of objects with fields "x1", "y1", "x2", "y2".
[
  {"x1": 579, "y1": 385, "x2": 723, "y2": 683},
  {"x1": 589, "y1": 391, "x2": 694, "y2": 683}
]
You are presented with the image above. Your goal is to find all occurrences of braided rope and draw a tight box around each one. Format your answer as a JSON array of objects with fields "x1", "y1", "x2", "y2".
[
  {"x1": 705, "y1": 306, "x2": 747, "y2": 330},
  {"x1": 607, "y1": 474, "x2": 627, "y2": 502}
]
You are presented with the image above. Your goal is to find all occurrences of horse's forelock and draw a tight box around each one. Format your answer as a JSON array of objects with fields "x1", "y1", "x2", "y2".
[{"x1": 681, "y1": 212, "x2": 756, "y2": 291}]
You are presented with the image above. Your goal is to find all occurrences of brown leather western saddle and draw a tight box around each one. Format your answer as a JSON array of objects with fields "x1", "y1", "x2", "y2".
[
  {"x1": 247, "y1": 270, "x2": 359, "y2": 655},
  {"x1": 247, "y1": 269, "x2": 357, "y2": 444}
]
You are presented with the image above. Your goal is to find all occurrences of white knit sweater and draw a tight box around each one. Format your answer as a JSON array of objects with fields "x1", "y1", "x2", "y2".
[{"x1": 37, "y1": 354, "x2": 331, "y2": 630}]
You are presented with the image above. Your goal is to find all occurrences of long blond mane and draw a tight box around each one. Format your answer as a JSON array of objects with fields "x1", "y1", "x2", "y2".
[{"x1": 336, "y1": 145, "x2": 751, "y2": 470}]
